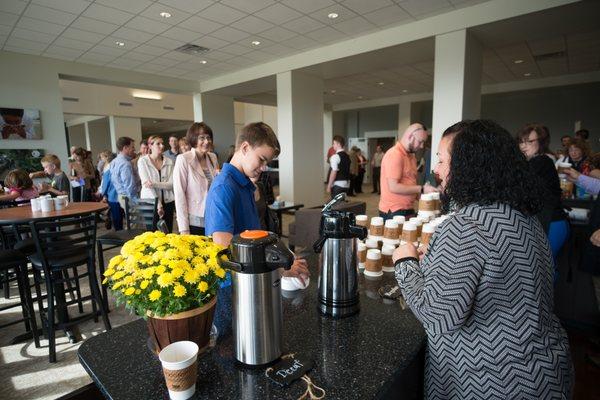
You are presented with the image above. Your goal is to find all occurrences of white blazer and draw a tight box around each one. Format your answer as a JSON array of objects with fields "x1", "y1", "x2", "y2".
[{"x1": 137, "y1": 155, "x2": 175, "y2": 203}]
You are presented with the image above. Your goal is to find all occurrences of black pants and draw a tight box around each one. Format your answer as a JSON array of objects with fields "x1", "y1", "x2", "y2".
[
  {"x1": 189, "y1": 225, "x2": 205, "y2": 235},
  {"x1": 348, "y1": 174, "x2": 357, "y2": 196},
  {"x1": 372, "y1": 167, "x2": 381, "y2": 193},
  {"x1": 379, "y1": 209, "x2": 415, "y2": 221},
  {"x1": 356, "y1": 168, "x2": 365, "y2": 193},
  {"x1": 153, "y1": 201, "x2": 175, "y2": 233},
  {"x1": 72, "y1": 187, "x2": 91, "y2": 202},
  {"x1": 331, "y1": 185, "x2": 349, "y2": 200}
]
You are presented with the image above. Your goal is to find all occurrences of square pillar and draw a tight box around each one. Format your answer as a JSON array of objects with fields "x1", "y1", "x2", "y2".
[
  {"x1": 193, "y1": 93, "x2": 235, "y2": 164},
  {"x1": 108, "y1": 116, "x2": 142, "y2": 152},
  {"x1": 277, "y1": 71, "x2": 324, "y2": 206},
  {"x1": 323, "y1": 108, "x2": 333, "y2": 182},
  {"x1": 431, "y1": 29, "x2": 482, "y2": 165}
]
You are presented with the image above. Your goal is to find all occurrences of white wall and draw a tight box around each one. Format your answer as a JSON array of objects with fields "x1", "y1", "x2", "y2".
[
  {"x1": 88, "y1": 118, "x2": 112, "y2": 155},
  {"x1": 60, "y1": 80, "x2": 194, "y2": 121},
  {"x1": 233, "y1": 102, "x2": 278, "y2": 137},
  {"x1": 68, "y1": 124, "x2": 86, "y2": 150},
  {"x1": 0, "y1": 52, "x2": 69, "y2": 168}
]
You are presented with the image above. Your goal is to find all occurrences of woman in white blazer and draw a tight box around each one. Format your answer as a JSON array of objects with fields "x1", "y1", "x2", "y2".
[
  {"x1": 137, "y1": 136, "x2": 175, "y2": 232},
  {"x1": 173, "y1": 122, "x2": 219, "y2": 235}
]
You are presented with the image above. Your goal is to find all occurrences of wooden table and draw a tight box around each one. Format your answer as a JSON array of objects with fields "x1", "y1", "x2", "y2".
[
  {"x1": 0, "y1": 201, "x2": 107, "y2": 224},
  {"x1": 0, "y1": 202, "x2": 108, "y2": 344},
  {"x1": 268, "y1": 202, "x2": 304, "y2": 237}
]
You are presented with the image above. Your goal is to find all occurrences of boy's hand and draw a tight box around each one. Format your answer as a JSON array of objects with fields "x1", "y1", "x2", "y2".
[
  {"x1": 326, "y1": 186, "x2": 331, "y2": 194},
  {"x1": 283, "y1": 258, "x2": 310, "y2": 285}
]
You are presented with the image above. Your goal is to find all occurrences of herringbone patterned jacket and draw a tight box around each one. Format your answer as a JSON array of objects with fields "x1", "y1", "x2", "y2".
[{"x1": 396, "y1": 203, "x2": 573, "y2": 399}]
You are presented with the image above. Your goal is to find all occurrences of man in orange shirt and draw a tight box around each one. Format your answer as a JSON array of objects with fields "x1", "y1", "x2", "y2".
[{"x1": 379, "y1": 123, "x2": 438, "y2": 220}]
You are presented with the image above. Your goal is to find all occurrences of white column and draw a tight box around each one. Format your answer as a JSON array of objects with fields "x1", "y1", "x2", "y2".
[
  {"x1": 193, "y1": 92, "x2": 235, "y2": 164},
  {"x1": 431, "y1": 29, "x2": 482, "y2": 165},
  {"x1": 277, "y1": 71, "x2": 324, "y2": 206},
  {"x1": 84, "y1": 121, "x2": 91, "y2": 150},
  {"x1": 323, "y1": 109, "x2": 333, "y2": 182},
  {"x1": 397, "y1": 99, "x2": 411, "y2": 132},
  {"x1": 108, "y1": 116, "x2": 142, "y2": 152}
]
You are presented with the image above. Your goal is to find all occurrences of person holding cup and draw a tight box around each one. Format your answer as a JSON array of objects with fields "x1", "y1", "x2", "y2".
[
  {"x1": 138, "y1": 136, "x2": 175, "y2": 233},
  {"x1": 392, "y1": 120, "x2": 573, "y2": 400},
  {"x1": 517, "y1": 124, "x2": 568, "y2": 264}
]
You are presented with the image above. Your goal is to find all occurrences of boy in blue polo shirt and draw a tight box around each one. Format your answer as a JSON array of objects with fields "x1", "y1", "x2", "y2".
[{"x1": 205, "y1": 122, "x2": 309, "y2": 335}]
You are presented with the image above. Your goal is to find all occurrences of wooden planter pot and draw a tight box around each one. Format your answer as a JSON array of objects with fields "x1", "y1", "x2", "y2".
[{"x1": 147, "y1": 296, "x2": 217, "y2": 354}]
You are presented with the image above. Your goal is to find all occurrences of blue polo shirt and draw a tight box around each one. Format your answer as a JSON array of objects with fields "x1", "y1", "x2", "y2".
[{"x1": 205, "y1": 163, "x2": 260, "y2": 236}]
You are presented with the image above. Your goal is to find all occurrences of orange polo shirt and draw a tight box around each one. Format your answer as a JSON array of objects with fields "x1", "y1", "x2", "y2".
[{"x1": 378, "y1": 142, "x2": 417, "y2": 212}]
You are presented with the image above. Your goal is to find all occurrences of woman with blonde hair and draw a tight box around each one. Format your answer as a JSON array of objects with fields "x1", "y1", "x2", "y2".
[
  {"x1": 173, "y1": 122, "x2": 218, "y2": 235},
  {"x1": 138, "y1": 135, "x2": 175, "y2": 232}
]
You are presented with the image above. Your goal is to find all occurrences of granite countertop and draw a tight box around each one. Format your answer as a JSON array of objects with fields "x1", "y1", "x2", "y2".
[{"x1": 78, "y1": 261, "x2": 425, "y2": 400}]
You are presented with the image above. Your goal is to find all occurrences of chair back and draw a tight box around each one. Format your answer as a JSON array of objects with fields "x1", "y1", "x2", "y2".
[
  {"x1": 29, "y1": 214, "x2": 97, "y2": 271},
  {"x1": 125, "y1": 197, "x2": 158, "y2": 231}
]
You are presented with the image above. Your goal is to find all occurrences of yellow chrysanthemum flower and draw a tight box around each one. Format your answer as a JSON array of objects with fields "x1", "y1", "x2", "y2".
[
  {"x1": 157, "y1": 272, "x2": 174, "y2": 287},
  {"x1": 124, "y1": 287, "x2": 135, "y2": 296},
  {"x1": 149, "y1": 290, "x2": 161, "y2": 301},
  {"x1": 156, "y1": 265, "x2": 166, "y2": 275},
  {"x1": 198, "y1": 281, "x2": 209, "y2": 292},
  {"x1": 112, "y1": 281, "x2": 123, "y2": 290},
  {"x1": 140, "y1": 280, "x2": 150, "y2": 289},
  {"x1": 173, "y1": 284, "x2": 186, "y2": 297},
  {"x1": 184, "y1": 269, "x2": 200, "y2": 284},
  {"x1": 215, "y1": 267, "x2": 226, "y2": 279},
  {"x1": 142, "y1": 267, "x2": 155, "y2": 280},
  {"x1": 103, "y1": 268, "x2": 115, "y2": 277},
  {"x1": 108, "y1": 255, "x2": 123, "y2": 269},
  {"x1": 170, "y1": 267, "x2": 184, "y2": 279},
  {"x1": 112, "y1": 271, "x2": 126, "y2": 280}
]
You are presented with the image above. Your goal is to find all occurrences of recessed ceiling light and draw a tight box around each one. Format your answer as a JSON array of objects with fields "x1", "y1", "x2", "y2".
[
  {"x1": 377, "y1": 81, "x2": 384, "y2": 86},
  {"x1": 357, "y1": 96, "x2": 363, "y2": 99},
  {"x1": 251, "y1": 40, "x2": 261, "y2": 46},
  {"x1": 115, "y1": 41, "x2": 125, "y2": 47},
  {"x1": 523, "y1": 72, "x2": 532, "y2": 77},
  {"x1": 513, "y1": 59, "x2": 524, "y2": 64},
  {"x1": 402, "y1": 89, "x2": 408, "y2": 93},
  {"x1": 327, "y1": 12, "x2": 339, "y2": 19},
  {"x1": 159, "y1": 12, "x2": 171, "y2": 18},
  {"x1": 200, "y1": 60, "x2": 207, "y2": 64},
  {"x1": 153, "y1": 120, "x2": 158, "y2": 123},
  {"x1": 133, "y1": 91, "x2": 162, "y2": 100},
  {"x1": 330, "y1": 89, "x2": 336, "y2": 94}
]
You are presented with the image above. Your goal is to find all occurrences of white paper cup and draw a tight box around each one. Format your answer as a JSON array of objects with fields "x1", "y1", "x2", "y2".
[
  {"x1": 365, "y1": 238, "x2": 379, "y2": 249},
  {"x1": 355, "y1": 214, "x2": 368, "y2": 227},
  {"x1": 430, "y1": 192, "x2": 440, "y2": 200},
  {"x1": 159, "y1": 341, "x2": 199, "y2": 400},
  {"x1": 392, "y1": 215, "x2": 405, "y2": 225},
  {"x1": 420, "y1": 193, "x2": 433, "y2": 201},
  {"x1": 53, "y1": 197, "x2": 67, "y2": 211},
  {"x1": 41, "y1": 197, "x2": 54, "y2": 212},
  {"x1": 30, "y1": 197, "x2": 42, "y2": 212}
]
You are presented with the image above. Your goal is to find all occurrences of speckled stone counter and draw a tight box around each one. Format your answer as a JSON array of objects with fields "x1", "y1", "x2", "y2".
[{"x1": 78, "y1": 266, "x2": 425, "y2": 400}]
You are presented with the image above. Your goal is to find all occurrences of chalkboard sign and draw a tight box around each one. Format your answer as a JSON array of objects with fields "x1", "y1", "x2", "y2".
[{"x1": 265, "y1": 353, "x2": 313, "y2": 387}]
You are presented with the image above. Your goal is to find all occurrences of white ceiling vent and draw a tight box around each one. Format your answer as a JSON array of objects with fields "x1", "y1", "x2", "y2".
[
  {"x1": 163, "y1": 106, "x2": 175, "y2": 110},
  {"x1": 533, "y1": 51, "x2": 566, "y2": 62},
  {"x1": 174, "y1": 44, "x2": 210, "y2": 55},
  {"x1": 62, "y1": 97, "x2": 79, "y2": 102},
  {"x1": 119, "y1": 102, "x2": 133, "y2": 107}
]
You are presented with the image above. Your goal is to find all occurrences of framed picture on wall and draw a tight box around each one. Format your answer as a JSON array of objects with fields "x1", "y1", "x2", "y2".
[
  {"x1": 0, "y1": 149, "x2": 44, "y2": 181},
  {"x1": 1, "y1": 107, "x2": 42, "y2": 140}
]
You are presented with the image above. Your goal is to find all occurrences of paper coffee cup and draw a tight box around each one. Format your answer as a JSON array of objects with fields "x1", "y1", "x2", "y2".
[
  {"x1": 369, "y1": 217, "x2": 384, "y2": 237},
  {"x1": 401, "y1": 222, "x2": 418, "y2": 244},
  {"x1": 409, "y1": 217, "x2": 422, "y2": 237},
  {"x1": 364, "y1": 249, "x2": 382, "y2": 277},
  {"x1": 392, "y1": 215, "x2": 405, "y2": 225},
  {"x1": 357, "y1": 242, "x2": 367, "y2": 269},
  {"x1": 365, "y1": 238, "x2": 379, "y2": 250},
  {"x1": 381, "y1": 244, "x2": 395, "y2": 272},
  {"x1": 383, "y1": 219, "x2": 400, "y2": 241},
  {"x1": 355, "y1": 215, "x2": 368, "y2": 227},
  {"x1": 421, "y1": 223, "x2": 435, "y2": 247},
  {"x1": 30, "y1": 197, "x2": 42, "y2": 212},
  {"x1": 159, "y1": 341, "x2": 199, "y2": 400}
]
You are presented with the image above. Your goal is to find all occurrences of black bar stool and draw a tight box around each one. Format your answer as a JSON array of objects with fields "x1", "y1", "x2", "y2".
[
  {"x1": 96, "y1": 197, "x2": 157, "y2": 311},
  {"x1": 29, "y1": 214, "x2": 111, "y2": 363}
]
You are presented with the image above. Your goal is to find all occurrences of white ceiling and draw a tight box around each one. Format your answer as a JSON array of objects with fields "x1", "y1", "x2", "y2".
[{"x1": 0, "y1": 0, "x2": 491, "y2": 81}]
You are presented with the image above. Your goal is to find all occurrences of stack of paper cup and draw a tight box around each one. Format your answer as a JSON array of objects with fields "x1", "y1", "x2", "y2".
[
  {"x1": 381, "y1": 244, "x2": 396, "y2": 273},
  {"x1": 364, "y1": 249, "x2": 383, "y2": 277},
  {"x1": 431, "y1": 192, "x2": 441, "y2": 215},
  {"x1": 392, "y1": 215, "x2": 405, "y2": 232},
  {"x1": 158, "y1": 341, "x2": 199, "y2": 400}
]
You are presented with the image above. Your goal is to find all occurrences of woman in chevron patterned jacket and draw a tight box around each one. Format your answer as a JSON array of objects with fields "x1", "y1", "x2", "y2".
[{"x1": 393, "y1": 120, "x2": 574, "y2": 399}]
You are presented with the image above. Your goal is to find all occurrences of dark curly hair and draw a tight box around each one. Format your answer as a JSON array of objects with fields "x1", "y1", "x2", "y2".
[{"x1": 440, "y1": 119, "x2": 542, "y2": 216}]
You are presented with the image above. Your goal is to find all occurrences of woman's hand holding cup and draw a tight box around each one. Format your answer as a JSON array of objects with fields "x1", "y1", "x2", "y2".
[
  {"x1": 563, "y1": 168, "x2": 580, "y2": 182},
  {"x1": 392, "y1": 242, "x2": 419, "y2": 264}
]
